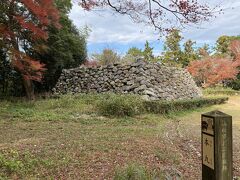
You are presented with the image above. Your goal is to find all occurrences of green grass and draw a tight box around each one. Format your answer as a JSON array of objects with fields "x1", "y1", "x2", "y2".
[
  {"x1": 203, "y1": 87, "x2": 240, "y2": 96},
  {"x1": 0, "y1": 150, "x2": 58, "y2": 179},
  {"x1": 0, "y1": 94, "x2": 166, "y2": 179},
  {"x1": 154, "y1": 148, "x2": 181, "y2": 165},
  {"x1": 0, "y1": 93, "x2": 227, "y2": 121},
  {"x1": 114, "y1": 164, "x2": 151, "y2": 180},
  {"x1": 0, "y1": 94, "x2": 239, "y2": 179},
  {"x1": 0, "y1": 94, "x2": 98, "y2": 121},
  {"x1": 113, "y1": 164, "x2": 165, "y2": 180},
  {"x1": 97, "y1": 94, "x2": 145, "y2": 117},
  {"x1": 144, "y1": 96, "x2": 228, "y2": 114}
]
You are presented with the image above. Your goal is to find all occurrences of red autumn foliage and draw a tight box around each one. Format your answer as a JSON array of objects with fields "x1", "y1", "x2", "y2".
[
  {"x1": 11, "y1": 49, "x2": 46, "y2": 81},
  {"x1": 187, "y1": 39, "x2": 240, "y2": 87},
  {"x1": 1, "y1": 0, "x2": 60, "y2": 82},
  {"x1": 229, "y1": 40, "x2": 240, "y2": 65},
  {"x1": 187, "y1": 57, "x2": 240, "y2": 87}
]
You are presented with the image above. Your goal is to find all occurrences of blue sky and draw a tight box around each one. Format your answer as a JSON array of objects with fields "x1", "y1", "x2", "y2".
[
  {"x1": 69, "y1": 0, "x2": 240, "y2": 56},
  {"x1": 87, "y1": 41, "x2": 165, "y2": 56}
]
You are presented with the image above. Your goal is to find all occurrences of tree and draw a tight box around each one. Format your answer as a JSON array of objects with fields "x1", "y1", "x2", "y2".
[
  {"x1": 122, "y1": 47, "x2": 143, "y2": 64},
  {"x1": 188, "y1": 39, "x2": 240, "y2": 88},
  {"x1": 127, "y1": 47, "x2": 143, "y2": 58},
  {"x1": 79, "y1": 0, "x2": 215, "y2": 33},
  {"x1": 182, "y1": 40, "x2": 198, "y2": 67},
  {"x1": 0, "y1": 0, "x2": 60, "y2": 99},
  {"x1": 226, "y1": 40, "x2": 240, "y2": 90},
  {"x1": 0, "y1": 49, "x2": 9, "y2": 95},
  {"x1": 143, "y1": 41, "x2": 154, "y2": 62},
  {"x1": 92, "y1": 49, "x2": 121, "y2": 65},
  {"x1": 33, "y1": 0, "x2": 88, "y2": 92},
  {"x1": 187, "y1": 57, "x2": 240, "y2": 87},
  {"x1": 0, "y1": 47, "x2": 23, "y2": 97},
  {"x1": 162, "y1": 29, "x2": 184, "y2": 66},
  {"x1": 197, "y1": 43, "x2": 210, "y2": 58},
  {"x1": 229, "y1": 40, "x2": 240, "y2": 61},
  {"x1": 162, "y1": 32, "x2": 209, "y2": 67},
  {"x1": 215, "y1": 35, "x2": 240, "y2": 56},
  {"x1": 215, "y1": 35, "x2": 232, "y2": 56}
]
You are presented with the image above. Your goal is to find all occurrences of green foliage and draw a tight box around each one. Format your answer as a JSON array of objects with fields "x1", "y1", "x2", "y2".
[
  {"x1": 143, "y1": 41, "x2": 155, "y2": 62},
  {"x1": 0, "y1": 94, "x2": 97, "y2": 121},
  {"x1": 214, "y1": 35, "x2": 240, "y2": 91},
  {"x1": 162, "y1": 29, "x2": 200, "y2": 67},
  {"x1": 197, "y1": 43, "x2": 210, "y2": 58},
  {"x1": 0, "y1": 13, "x2": 23, "y2": 97},
  {"x1": 114, "y1": 164, "x2": 155, "y2": 180},
  {"x1": 97, "y1": 94, "x2": 145, "y2": 117},
  {"x1": 0, "y1": 49, "x2": 23, "y2": 97},
  {"x1": 34, "y1": 1, "x2": 88, "y2": 92},
  {"x1": 55, "y1": 0, "x2": 72, "y2": 14},
  {"x1": 0, "y1": 152, "x2": 24, "y2": 176},
  {"x1": 0, "y1": 0, "x2": 88, "y2": 96},
  {"x1": 164, "y1": 29, "x2": 183, "y2": 52},
  {"x1": 122, "y1": 41, "x2": 155, "y2": 64},
  {"x1": 226, "y1": 69, "x2": 240, "y2": 90},
  {"x1": 227, "y1": 79, "x2": 240, "y2": 90},
  {"x1": 155, "y1": 149, "x2": 180, "y2": 165},
  {"x1": 127, "y1": 47, "x2": 143, "y2": 58},
  {"x1": 122, "y1": 47, "x2": 143, "y2": 64},
  {"x1": 114, "y1": 164, "x2": 166, "y2": 180},
  {"x1": 95, "y1": 94, "x2": 228, "y2": 117},
  {"x1": 162, "y1": 29, "x2": 184, "y2": 67},
  {"x1": 182, "y1": 40, "x2": 198, "y2": 67},
  {"x1": 0, "y1": 150, "x2": 54, "y2": 178},
  {"x1": 215, "y1": 35, "x2": 240, "y2": 56},
  {"x1": 144, "y1": 97, "x2": 229, "y2": 114},
  {"x1": 215, "y1": 35, "x2": 231, "y2": 55},
  {"x1": 204, "y1": 87, "x2": 240, "y2": 96},
  {"x1": 93, "y1": 49, "x2": 121, "y2": 65},
  {"x1": 0, "y1": 93, "x2": 229, "y2": 119}
]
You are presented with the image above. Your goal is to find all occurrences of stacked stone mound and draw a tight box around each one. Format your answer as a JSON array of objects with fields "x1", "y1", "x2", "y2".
[{"x1": 53, "y1": 62, "x2": 202, "y2": 100}]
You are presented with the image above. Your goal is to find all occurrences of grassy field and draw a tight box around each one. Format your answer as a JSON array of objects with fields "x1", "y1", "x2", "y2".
[{"x1": 0, "y1": 95, "x2": 239, "y2": 179}]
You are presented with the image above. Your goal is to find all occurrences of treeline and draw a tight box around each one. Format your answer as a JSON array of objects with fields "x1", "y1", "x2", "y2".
[
  {"x1": 0, "y1": 0, "x2": 88, "y2": 98},
  {"x1": 1, "y1": 0, "x2": 239, "y2": 99},
  {"x1": 90, "y1": 30, "x2": 240, "y2": 90}
]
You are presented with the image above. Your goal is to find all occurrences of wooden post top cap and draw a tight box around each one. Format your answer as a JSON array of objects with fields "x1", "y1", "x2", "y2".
[{"x1": 202, "y1": 110, "x2": 232, "y2": 118}]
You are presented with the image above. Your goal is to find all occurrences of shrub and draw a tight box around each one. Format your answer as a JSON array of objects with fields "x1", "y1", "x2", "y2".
[
  {"x1": 97, "y1": 93, "x2": 145, "y2": 117},
  {"x1": 144, "y1": 97, "x2": 229, "y2": 114},
  {"x1": 227, "y1": 79, "x2": 240, "y2": 90},
  {"x1": 204, "y1": 88, "x2": 240, "y2": 96},
  {"x1": 96, "y1": 93, "x2": 228, "y2": 117}
]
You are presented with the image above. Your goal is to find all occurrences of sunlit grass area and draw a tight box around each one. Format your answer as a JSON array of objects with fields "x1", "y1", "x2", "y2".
[{"x1": 0, "y1": 94, "x2": 239, "y2": 179}]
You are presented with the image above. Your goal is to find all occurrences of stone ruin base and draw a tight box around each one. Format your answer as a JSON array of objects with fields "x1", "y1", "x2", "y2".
[{"x1": 53, "y1": 62, "x2": 202, "y2": 100}]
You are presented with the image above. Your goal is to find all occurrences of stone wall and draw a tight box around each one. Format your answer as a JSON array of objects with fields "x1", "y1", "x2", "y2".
[{"x1": 53, "y1": 62, "x2": 202, "y2": 100}]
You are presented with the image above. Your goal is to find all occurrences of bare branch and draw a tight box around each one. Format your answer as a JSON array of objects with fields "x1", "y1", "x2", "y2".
[{"x1": 79, "y1": 0, "x2": 218, "y2": 33}]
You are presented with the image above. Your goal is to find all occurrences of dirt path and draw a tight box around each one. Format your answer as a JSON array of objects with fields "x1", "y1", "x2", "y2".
[{"x1": 166, "y1": 96, "x2": 240, "y2": 179}]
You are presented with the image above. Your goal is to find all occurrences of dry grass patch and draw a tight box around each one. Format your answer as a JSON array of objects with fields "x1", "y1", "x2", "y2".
[{"x1": 0, "y1": 94, "x2": 239, "y2": 179}]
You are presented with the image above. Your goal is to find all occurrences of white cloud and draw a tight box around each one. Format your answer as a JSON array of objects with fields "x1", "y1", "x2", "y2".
[
  {"x1": 69, "y1": 0, "x2": 240, "y2": 49},
  {"x1": 183, "y1": 0, "x2": 240, "y2": 42},
  {"x1": 69, "y1": 5, "x2": 159, "y2": 44}
]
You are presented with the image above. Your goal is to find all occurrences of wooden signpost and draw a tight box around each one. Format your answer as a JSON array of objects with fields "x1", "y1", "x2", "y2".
[{"x1": 201, "y1": 110, "x2": 233, "y2": 180}]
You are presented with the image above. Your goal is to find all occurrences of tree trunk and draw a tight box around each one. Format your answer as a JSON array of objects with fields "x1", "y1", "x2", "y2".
[{"x1": 23, "y1": 77, "x2": 35, "y2": 100}]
